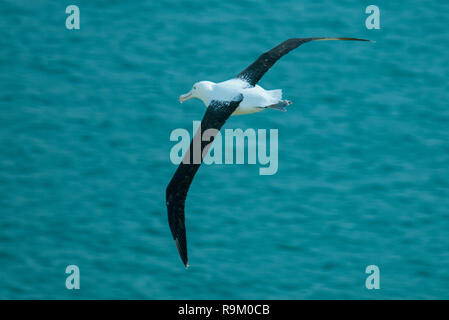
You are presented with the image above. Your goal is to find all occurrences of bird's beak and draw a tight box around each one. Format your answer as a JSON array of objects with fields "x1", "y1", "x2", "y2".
[{"x1": 179, "y1": 91, "x2": 193, "y2": 103}]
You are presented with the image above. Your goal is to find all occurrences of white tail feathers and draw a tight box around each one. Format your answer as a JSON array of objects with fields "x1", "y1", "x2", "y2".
[{"x1": 268, "y1": 89, "x2": 282, "y2": 100}]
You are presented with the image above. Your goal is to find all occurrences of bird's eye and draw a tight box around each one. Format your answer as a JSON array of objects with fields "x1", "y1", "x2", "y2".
[{"x1": 193, "y1": 86, "x2": 197, "y2": 90}]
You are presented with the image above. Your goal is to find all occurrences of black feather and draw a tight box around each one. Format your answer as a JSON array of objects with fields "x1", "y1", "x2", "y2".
[
  {"x1": 166, "y1": 96, "x2": 243, "y2": 267},
  {"x1": 236, "y1": 37, "x2": 370, "y2": 86}
]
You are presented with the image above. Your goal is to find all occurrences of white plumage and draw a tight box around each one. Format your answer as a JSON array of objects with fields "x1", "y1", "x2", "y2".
[{"x1": 179, "y1": 78, "x2": 288, "y2": 115}]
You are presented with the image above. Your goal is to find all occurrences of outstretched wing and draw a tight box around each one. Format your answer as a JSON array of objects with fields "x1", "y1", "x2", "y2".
[
  {"x1": 236, "y1": 37, "x2": 371, "y2": 87},
  {"x1": 166, "y1": 96, "x2": 243, "y2": 267}
]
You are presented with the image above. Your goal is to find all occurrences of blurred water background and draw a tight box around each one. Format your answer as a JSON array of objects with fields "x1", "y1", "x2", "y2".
[{"x1": 1, "y1": 0, "x2": 448, "y2": 299}]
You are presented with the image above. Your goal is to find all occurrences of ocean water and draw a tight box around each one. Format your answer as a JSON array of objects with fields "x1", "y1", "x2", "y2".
[{"x1": 1, "y1": 0, "x2": 449, "y2": 299}]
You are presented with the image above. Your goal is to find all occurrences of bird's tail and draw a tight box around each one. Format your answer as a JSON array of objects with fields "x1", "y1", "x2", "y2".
[{"x1": 268, "y1": 89, "x2": 282, "y2": 100}]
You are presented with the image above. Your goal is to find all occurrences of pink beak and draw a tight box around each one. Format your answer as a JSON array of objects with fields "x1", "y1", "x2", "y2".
[{"x1": 179, "y1": 91, "x2": 193, "y2": 103}]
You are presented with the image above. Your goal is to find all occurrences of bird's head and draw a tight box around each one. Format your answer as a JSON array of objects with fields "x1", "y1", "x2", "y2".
[{"x1": 179, "y1": 81, "x2": 214, "y2": 105}]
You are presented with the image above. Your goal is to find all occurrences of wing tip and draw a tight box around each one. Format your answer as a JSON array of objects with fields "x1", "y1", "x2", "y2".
[
  {"x1": 316, "y1": 37, "x2": 374, "y2": 43},
  {"x1": 174, "y1": 238, "x2": 189, "y2": 268}
]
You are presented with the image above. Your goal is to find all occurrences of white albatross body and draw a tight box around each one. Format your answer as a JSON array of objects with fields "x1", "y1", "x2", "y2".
[{"x1": 180, "y1": 78, "x2": 285, "y2": 115}]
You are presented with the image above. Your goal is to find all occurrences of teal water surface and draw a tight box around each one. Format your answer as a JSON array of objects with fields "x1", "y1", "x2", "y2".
[{"x1": 1, "y1": 0, "x2": 449, "y2": 299}]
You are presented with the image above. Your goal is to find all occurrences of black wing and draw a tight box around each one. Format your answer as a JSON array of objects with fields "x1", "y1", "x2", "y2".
[
  {"x1": 166, "y1": 96, "x2": 243, "y2": 267},
  {"x1": 236, "y1": 37, "x2": 371, "y2": 87}
]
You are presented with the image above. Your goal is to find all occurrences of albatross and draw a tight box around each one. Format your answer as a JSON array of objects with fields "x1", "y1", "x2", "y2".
[{"x1": 166, "y1": 37, "x2": 371, "y2": 267}]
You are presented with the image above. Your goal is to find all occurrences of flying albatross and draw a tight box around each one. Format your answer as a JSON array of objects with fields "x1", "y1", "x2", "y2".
[{"x1": 166, "y1": 37, "x2": 371, "y2": 267}]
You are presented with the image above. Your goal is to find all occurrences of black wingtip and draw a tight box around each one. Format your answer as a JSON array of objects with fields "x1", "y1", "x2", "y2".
[
  {"x1": 315, "y1": 37, "x2": 373, "y2": 42},
  {"x1": 174, "y1": 238, "x2": 189, "y2": 268}
]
